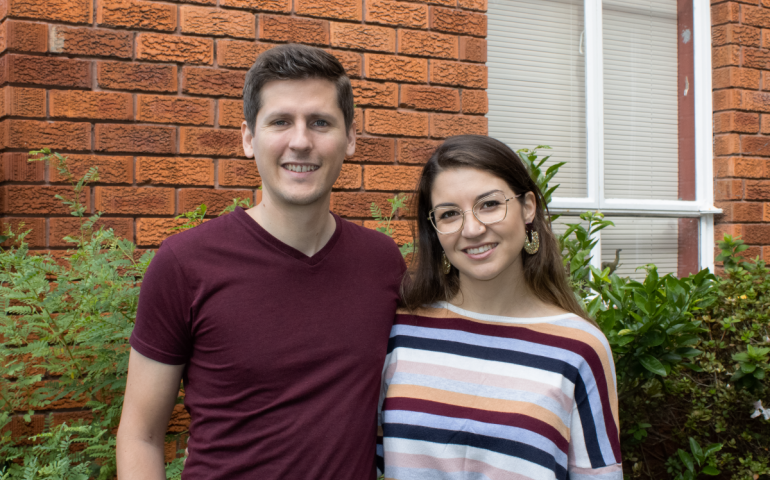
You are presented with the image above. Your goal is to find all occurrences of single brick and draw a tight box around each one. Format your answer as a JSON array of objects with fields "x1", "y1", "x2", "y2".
[
  {"x1": 6, "y1": 54, "x2": 91, "y2": 88},
  {"x1": 296, "y1": 0, "x2": 361, "y2": 21},
  {"x1": 741, "y1": 224, "x2": 770, "y2": 245},
  {"x1": 728, "y1": 202, "x2": 764, "y2": 223},
  {"x1": 430, "y1": 60, "x2": 487, "y2": 88},
  {"x1": 401, "y1": 84, "x2": 459, "y2": 112},
  {"x1": 743, "y1": 5, "x2": 770, "y2": 29},
  {"x1": 430, "y1": 113, "x2": 487, "y2": 138},
  {"x1": 97, "y1": 0, "x2": 177, "y2": 32},
  {"x1": 49, "y1": 155, "x2": 134, "y2": 184},
  {"x1": 458, "y1": 0, "x2": 486, "y2": 11},
  {"x1": 6, "y1": 0, "x2": 92, "y2": 24},
  {"x1": 0, "y1": 87, "x2": 45, "y2": 118},
  {"x1": 166, "y1": 0, "x2": 216, "y2": 4},
  {"x1": 352, "y1": 80, "x2": 397, "y2": 108},
  {"x1": 136, "y1": 218, "x2": 189, "y2": 247},
  {"x1": 715, "y1": 90, "x2": 770, "y2": 112},
  {"x1": 331, "y1": 23, "x2": 395, "y2": 53},
  {"x1": 461, "y1": 89, "x2": 487, "y2": 114},
  {"x1": 178, "y1": 188, "x2": 254, "y2": 214},
  {"x1": 180, "y1": 127, "x2": 245, "y2": 157},
  {"x1": 714, "y1": 111, "x2": 760, "y2": 134},
  {"x1": 355, "y1": 108, "x2": 363, "y2": 134},
  {"x1": 1, "y1": 217, "x2": 45, "y2": 247},
  {"x1": 6, "y1": 414, "x2": 45, "y2": 444},
  {"x1": 711, "y1": 2, "x2": 741, "y2": 25},
  {"x1": 219, "y1": 0, "x2": 291, "y2": 12},
  {"x1": 713, "y1": 133, "x2": 741, "y2": 156},
  {"x1": 362, "y1": 219, "x2": 412, "y2": 245},
  {"x1": 330, "y1": 50, "x2": 362, "y2": 78},
  {"x1": 459, "y1": 36, "x2": 486, "y2": 62},
  {"x1": 219, "y1": 99, "x2": 244, "y2": 128},
  {"x1": 398, "y1": 30, "x2": 457, "y2": 59},
  {"x1": 181, "y1": 6, "x2": 256, "y2": 39},
  {"x1": 50, "y1": 90, "x2": 133, "y2": 121},
  {"x1": 49, "y1": 217, "x2": 134, "y2": 247},
  {"x1": 713, "y1": 67, "x2": 761, "y2": 90},
  {"x1": 431, "y1": 6, "x2": 486, "y2": 37},
  {"x1": 2, "y1": 152, "x2": 44, "y2": 181},
  {"x1": 329, "y1": 163, "x2": 360, "y2": 190},
  {"x1": 745, "y1": 47, "x2": 770, "y2": 69},
  {"x1": 95, "y1": 186, "x2": 175, "y2": 215},
  {"x1": 762, "y1": 115, "x2": 770, "y2": 135},
  {"x1": 136, "y1": 33, "x2": 213, "y2": 65},
  {"x1": 364, "y1": 165, "x2": 421, "y2": 190},
  {"x1": 398, "y1": 138, "x2": 440, "y2": 164},
  {"x1": 364, "y1": 54, "x2": 427, "y2": 83},
  {"x1": 95, "y1": 124, "x2": 176, "y2": 154},
  {"x1": 744, "y1": 136, "x2": 770, "y2": 156},
  {"x1": 1, "y1": 119, "x2": 91, "y2": 151},
  {"x1": 49, "y1": 25, "x2": 132, "y2": 58},
  {"x1": 183, "y1": 67, "x2": 245, "y2": 97},
  {"x1": 714, "y1": 157, "x2": 768, "y2": 178},
  {"x1": 330, "y1": 192, "x2": 396, "y2": 217},
  {"x1": 714, "y1": 179, "x2": 743, "y2": 200},
  {"x1": 366, "y1": 0, "x2": 428, "y2": 28},
  {"x1": 137, "y1": 95, "x2": 215, "y2": 126},
  {"x1": 2, "y1": 185, "x2": 90, "y2": 215},
  {"x1": 712, "y1": 24, "x2": 761, "y2": 46},
  {"x1": 712, "y1": 45, "x2": 741, "y2": 68},
  {"x1": 137, "y1": 157, "x2": 215, "y2": 185},
  {"x1": 365, "y1": 110, "x2": 429, "y2": 137},
  {"x1": 98, "y1": 61, "x2": 178, "y2": 92},
  {"x1": 259, "y1": 15, "x2": 329, "y2": 46},
  {"x1": 219, "y1": 159, "x2": 260, "y2": 187},
  {"x1": 218, "y1": 40, "x2": 275, "y2": 69},
  {"x1": 0, "y1": 20, "x2": 47, "y2": 53},
  {"x1": 346, "y1": 136, "x2": 395, "y2": 163}
]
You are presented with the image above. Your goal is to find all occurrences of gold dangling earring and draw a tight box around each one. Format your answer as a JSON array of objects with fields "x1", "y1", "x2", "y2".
[
  {"x1": 523, "y1": 224, "x2": 540, "y2": 255},
  {"x1": 441, "y1": 252, "x2": 452, "y2": 275}
]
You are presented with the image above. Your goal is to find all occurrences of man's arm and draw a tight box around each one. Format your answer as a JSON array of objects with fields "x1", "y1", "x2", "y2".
[{"x1": 117, "y1": 348, "x2": 185, "y2": 480}]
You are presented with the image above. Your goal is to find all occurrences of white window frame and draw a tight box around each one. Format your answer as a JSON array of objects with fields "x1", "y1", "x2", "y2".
[{"x1": 545, "y1": 0, "x2": 720, "y2": 272}]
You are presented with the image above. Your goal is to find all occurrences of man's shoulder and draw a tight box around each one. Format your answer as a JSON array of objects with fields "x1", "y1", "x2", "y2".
[
  {"x1": 160, "y1": 211, "x2": 239, "y2": 257},
  {"x1": 340, "y1": 218, "x2": 404, "y2": 255}
]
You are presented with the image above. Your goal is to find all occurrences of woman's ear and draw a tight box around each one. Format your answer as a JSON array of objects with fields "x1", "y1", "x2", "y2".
[{"x1": 522, "y1": 191, "x2": 537, "y2": 224}]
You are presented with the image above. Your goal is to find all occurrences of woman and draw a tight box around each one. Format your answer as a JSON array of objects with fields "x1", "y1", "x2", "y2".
[{"x1": 377, "y1": 135, "x2": 621, "y2": 480}]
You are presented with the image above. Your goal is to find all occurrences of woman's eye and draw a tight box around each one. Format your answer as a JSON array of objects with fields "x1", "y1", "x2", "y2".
[
  {"x1": 480, "y1": 201, "x2": 501, "y2": 209},
  {"x1": 439, "y1": 210, "x2": 459, "y2": 219}
]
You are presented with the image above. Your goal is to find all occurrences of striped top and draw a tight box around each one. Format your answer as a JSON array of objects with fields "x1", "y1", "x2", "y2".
[{"x1": 377, "y1": 303, "x2": 622, "y2": 480}]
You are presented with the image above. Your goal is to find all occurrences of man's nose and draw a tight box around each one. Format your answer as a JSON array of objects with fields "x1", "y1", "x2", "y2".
[{"x1": 288, "y1": 123, "x2": 311, "y2": 151}]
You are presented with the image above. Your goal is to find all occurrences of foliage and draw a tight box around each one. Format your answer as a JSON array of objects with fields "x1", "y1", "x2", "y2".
[
  {"x1": 370, "y1": 193, "x2": 414, "y2": 258},
  {"x1": 170, "y1": 197, "x2": 254, "y2": 233}
]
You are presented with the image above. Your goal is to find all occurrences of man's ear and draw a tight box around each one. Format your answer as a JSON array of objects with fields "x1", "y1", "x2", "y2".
[
  {"x1": 241, "y1": 121, "x2": 254, "y2": 158},
  {"x1": 345, "y1": 120, "x2": 356, "y2": 158},
  {"x1": 523, "y1": 191, "x2": 537, "y2": 224}
]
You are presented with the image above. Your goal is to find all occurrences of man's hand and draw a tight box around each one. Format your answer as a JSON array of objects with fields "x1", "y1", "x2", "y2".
[{"x1": 116, "y1": 348, "x2": 185, "y2": 480}]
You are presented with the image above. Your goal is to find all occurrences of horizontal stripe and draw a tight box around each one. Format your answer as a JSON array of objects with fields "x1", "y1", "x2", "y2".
[
  {"x1": 384, "y1": 437, "x2": 555, "y2": 479},
  {"x1": 385, "y1": 423, "x2": 569, "y2": 478},
  {"x1": 387, "y1": 359, "x2": 573, "y2": 413},
  {"x1": 385, "y1": 397, "x2": 569, "y2": 453},
  {"x1": 386, "y1": 452, "x2": 538, "y2": 480},
  {"x1": 386, "y1": 384, "x2": 569, "y2": 439},
  {"x1": 384, "y1": 409, "x2": 568, "y2": 465}
]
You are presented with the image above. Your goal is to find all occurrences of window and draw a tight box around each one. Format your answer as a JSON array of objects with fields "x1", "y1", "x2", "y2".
[{"x1": 488, "y1": 0, "x2": 717, "y2": 278}]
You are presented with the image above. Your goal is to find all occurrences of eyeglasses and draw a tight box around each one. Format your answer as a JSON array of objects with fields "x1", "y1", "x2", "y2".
[{"x1": 428, "y1": 191, "x2": 521, "y2": 235}]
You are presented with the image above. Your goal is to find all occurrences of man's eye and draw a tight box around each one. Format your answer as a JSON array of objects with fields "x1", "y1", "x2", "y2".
[
  {"x1": 273, "y1": 120, "x2": 288, "y2": 126},
  {"x1": 313, "y1": 119, "x2": 329, "y2": 127}
]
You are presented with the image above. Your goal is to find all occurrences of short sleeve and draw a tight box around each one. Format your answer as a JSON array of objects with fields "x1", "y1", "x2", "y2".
[
  {"x1": 567, "y1": 349, "x2": 623, "y2": 480},
  {"x1": 130, "y1": 242, "x2": 193, "y2": 365}
]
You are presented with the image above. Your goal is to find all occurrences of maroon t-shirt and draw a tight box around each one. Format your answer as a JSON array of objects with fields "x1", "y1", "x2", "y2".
[{"x1": 130, "y1": 207, "x2": 405, "y2": 479}]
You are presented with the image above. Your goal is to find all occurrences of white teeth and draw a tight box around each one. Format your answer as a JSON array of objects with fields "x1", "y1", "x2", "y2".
[
  {"x1": 284, "y1": 164, "x2": 319, "y2": 173},
  {"x1": 466, "y1": 244, "x2": 495, "y2": 255}
]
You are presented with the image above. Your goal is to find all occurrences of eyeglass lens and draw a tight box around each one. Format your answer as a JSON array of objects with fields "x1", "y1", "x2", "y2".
[{"x1": 431, "y1": 191, "x2": 509, "y2": 234}]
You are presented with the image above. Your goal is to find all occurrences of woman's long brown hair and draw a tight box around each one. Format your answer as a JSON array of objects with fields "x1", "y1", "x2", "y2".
[{"x1": 401, "y1": 135, "x2": 595, "y2": 325}]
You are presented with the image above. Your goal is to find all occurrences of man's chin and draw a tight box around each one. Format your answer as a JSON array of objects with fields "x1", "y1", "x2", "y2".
[{"x1": 273, "y1": 188, "x2": 331, "y2": 207}]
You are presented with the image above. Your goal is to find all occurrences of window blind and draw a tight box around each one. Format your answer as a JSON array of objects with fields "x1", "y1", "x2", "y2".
[
  {"x1": 487, "y1": 0, "x2": 587, "y2": 198},
  {"x1": 603, "y1": 0, "x2": 679, "y2": 200},
  {"x1": 600, "y1": 217, "x2": 679, "y2": 279}
]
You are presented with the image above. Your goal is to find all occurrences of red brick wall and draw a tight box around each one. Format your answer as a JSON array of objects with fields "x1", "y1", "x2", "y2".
[
  {"x1": 0, "y1": 0, "x2": 488, "y2": 251},
  {"x1": 713, "y1": 0, "x2": 770, "y2": 259}
]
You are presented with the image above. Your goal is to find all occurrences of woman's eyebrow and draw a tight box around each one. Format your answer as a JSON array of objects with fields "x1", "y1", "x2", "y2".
[{"x1": 433, "y1": 189, "x2": 504, "y2": 209}]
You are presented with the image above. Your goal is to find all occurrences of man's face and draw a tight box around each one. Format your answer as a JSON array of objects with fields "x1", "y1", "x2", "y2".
[{"x1": 242, "y1": 78, "x2": 355, "y2": 208}]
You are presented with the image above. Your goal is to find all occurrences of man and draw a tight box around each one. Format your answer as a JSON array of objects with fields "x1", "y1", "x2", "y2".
[{"x1": 116, "y1": 44, "x2": 405, "y2": 479}]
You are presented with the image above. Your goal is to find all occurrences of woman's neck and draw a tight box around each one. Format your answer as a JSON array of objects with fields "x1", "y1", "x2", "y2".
[{"x1": 449, "y1": 258, "x2": 564, "y2": 318}]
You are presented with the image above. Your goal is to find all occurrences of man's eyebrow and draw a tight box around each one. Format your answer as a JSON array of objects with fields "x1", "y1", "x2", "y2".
[{"x1": 433, "y1": 189, "x2": 503, "y2": 209}]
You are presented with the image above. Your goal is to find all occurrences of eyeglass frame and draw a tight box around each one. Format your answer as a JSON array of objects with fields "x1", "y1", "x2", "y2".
[{"x1": 427, "y1": 191, "x2": 523, "y2": 235}]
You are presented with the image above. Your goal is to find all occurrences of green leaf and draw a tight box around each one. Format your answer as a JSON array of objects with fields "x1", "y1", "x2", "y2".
[
  {"x1": 640, "y1": 355, "x2": 667, "y2": 376},
  {"x1": 701, "y1": 466, "x2": 720, "y2": 476},
  {"x1": 677, "y1": 449, "x2": 694, "y2": 472},
  {"x1": 689, "y1": 437, "x2": 704, "y2": 466}
]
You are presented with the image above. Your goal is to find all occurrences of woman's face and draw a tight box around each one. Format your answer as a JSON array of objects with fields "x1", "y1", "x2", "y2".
[{"x1": 429, "y1": 167, "x2": 537, "y2": 282}]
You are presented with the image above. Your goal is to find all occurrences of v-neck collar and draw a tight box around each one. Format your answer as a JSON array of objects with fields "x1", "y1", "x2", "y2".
[{"x1": 232, "y1": 207, "x2": 342, "y2": 266}]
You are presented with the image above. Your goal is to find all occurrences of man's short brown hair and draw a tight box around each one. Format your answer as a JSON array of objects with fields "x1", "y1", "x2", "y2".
[{"x1": 243, "y1": 44, "x2": 354, "y2": 134}]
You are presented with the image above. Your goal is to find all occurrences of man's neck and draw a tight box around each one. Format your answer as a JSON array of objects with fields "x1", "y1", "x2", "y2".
[{"x1": 245, "y1": 190, "x2": 337, "y2": 257}]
